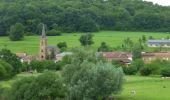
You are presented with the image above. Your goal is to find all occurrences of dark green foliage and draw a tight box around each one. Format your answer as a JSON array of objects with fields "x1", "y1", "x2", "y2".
[
  {"x1": 9, "y1": 23, "x2": 24, "y2": 41},
  {"x1": 47, "y1": 29, "x2": 61, "y2": 36},
  {"x1": 123, "y1": 66, "x2": 138, "y2": 75},
  {"x1": 0, "y1": 49, "x2": 22, "y2": 75},
  {"x1": 29, "y1": 60, "x2": 62, "y2": 72},
  {"x1": 0, "y1": 60, "x2": 13, "y2": 80},
  {"x1": 98, "y1": 42, "x2": 110, "y2": 52},
  {"x1": 7, "y1": 72, "x2": 66, "y2": 100},
  {"x1": 79, "y1": 33, "x2": 94, "y2": 46},
  {"x1": 161, "y1": 68, "x2": 170, "y2": 77},
  {"x1": 57, "y1": 42, "x2": 67, "y2": 52},
  {"x1": 140, "y1": 67, "x2": 152, "y2": 76},
  {"x1": 1, "y1": 0, "x2": 170, "y2": 36}
]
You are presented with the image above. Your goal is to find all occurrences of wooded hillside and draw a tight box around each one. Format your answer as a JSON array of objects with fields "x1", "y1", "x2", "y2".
[{"x1": 0, "y1": 0, "x2": 170, "y2": 35}]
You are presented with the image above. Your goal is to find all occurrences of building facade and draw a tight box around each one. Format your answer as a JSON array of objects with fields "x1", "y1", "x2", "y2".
[{"x1": 148, "y1": 39, "x2": 170, "y2": 47}]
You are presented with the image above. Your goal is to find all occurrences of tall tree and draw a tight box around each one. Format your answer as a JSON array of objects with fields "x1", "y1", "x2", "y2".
[
  {"x1": 79, "y1": 33, "x2": 94, "y2": 46},
  {"x1": 9, "y1": 23, "x2": 25, "y2": 41}
]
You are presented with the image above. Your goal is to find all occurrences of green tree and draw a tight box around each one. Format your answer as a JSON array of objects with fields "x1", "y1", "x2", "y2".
[
  {"x1": 0, "y1": 60, "x2": 13, "y2": 80},
  {"x1": 0, "y1": 49, "x2": 22, "y2": 75},
  {"x1": 47, "y1": 29, "x2": 61, "y2": 36},
  {"x1": 63, "y1": 61, "x2": 123, "y2": 100},
  {"x1": 79, "y1": 33, "x2": 94, "y2": 46},
  {"x1": 7, "y1": 72, "x2": 66, "y2": 100},
  {"x1": 57, "y1": 42, "x2": 67, "y2": 52},
  {"x1": 132, "y1": 44, "x2": 142, "y2": 60},
  {"x1": 98, "y1": 42, "x2": 110, "y2": 52},
  {"x1": 9, "y1": 23, "x2": 25, "y2": 41}
]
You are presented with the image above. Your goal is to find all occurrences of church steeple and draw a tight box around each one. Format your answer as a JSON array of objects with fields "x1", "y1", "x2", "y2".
[
  {"x1": 39, "y1": 24, "x2": 48, "y2": 60},
  {"x1": 41, "y1": 24, "x2": 46, "y2": 38}
]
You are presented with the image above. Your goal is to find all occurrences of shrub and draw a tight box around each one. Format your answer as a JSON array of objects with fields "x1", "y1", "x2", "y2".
[
  {"x1": 47, "y1": 29, "x2": 61, "y2": 36},
  {"x1": 123, "y1": 66, "x2": 138, "y2": 75},
  {"x1": 7, "y1": 72, "x2": 66, "y2": 100},
  {"x1": 0, "y1": 60, "x2": 13, "y2": 80},
  {"x1": 161, "y1": 68, "x2": 170, "y2": 77},
  {"x1": 140, "y1": 67, "x2": 152, "y2": 76}
]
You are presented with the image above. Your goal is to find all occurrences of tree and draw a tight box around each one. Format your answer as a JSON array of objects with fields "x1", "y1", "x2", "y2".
[
  {"x1": 57, "y1": 42, "x2": 67, "y2": 52},
  {"x1": 63, "y1": 61, "x2": 123, "y2": 100},
  {"x1": 98, "y1": 42, "x2": 110, "y2": 52},
  {"x1": 9, "y1": 23, "x2": 25, "y2": 41},
  {"x1": 79, "y1": 33, "x2": 94, "y2": 46},
  {"x1": 48, "y1": 48, "x2": 56, "y2": 60},
  {"x1": 63, "y1": 48, "x2": 123, "y2": 99},
  {"x1": 0, "y1": 60, "x2": 13, "y2": 80},
  {"x1": 47, "y1": 29, "x2": 61, "y2": 36},
  {"x1": 0, "y1": 49, "x2": 22, "y2": 75},
  {"x1": 132, "y1": 44, "x2": 142, "y2": 60},
  {"x1": 7, "y1": 72, "x2": 66, "y2": 100}
]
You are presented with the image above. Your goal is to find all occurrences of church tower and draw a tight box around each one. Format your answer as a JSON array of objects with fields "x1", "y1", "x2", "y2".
[{"x1": 39, "y1": 24, "x2": 47, "y2": 60}]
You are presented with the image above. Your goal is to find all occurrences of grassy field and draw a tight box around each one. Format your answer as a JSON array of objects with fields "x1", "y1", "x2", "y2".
[
  {"x1": 1, "y1": 74, "x2": 170, "y2": 100},
  {"x1": 116, "y1": 76, "x2": 170, "y2": 100},
  {"x1": 0, "y1": 31, "x2": 170, "y2": 54}
]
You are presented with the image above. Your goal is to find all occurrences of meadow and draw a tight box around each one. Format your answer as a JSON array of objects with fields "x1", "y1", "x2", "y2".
[
  {"x1": 0, "y1": 31, "x2": 170, "y2": 54},
  {"x1": 1, "y1": 74, "x2": 170, "y2": 100}
]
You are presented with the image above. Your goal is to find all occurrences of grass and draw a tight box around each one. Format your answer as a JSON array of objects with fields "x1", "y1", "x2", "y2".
[
  {"x1": 0, "y1": 31, "x2": 170, "y2": 54},
  {"x1": 1, "y1": 74, "x2": 170, "y2": 100},
  {"x1": 116, "y1": 76, "x2": 170, "y2": 100}
]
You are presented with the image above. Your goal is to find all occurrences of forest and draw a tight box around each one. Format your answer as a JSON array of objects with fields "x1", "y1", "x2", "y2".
[{"x1": 0, "y1": 0, "x2": 170, "y2": 36}]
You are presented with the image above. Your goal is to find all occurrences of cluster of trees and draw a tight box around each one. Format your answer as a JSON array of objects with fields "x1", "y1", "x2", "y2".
[
  {"x1": 1, "y1": 48, "x2": 124, "y2": 100},
  {"x1": 1, "y1": 0, "x2": 170, "y2": 36},
  {"x1": 120, "y1": 59, "x2": 170, "y2": 77}
]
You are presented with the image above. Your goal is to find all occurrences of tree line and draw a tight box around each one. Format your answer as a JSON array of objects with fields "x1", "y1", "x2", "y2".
[{"x1": 1, "y1": 0, "x2": 170, "y2": 36}]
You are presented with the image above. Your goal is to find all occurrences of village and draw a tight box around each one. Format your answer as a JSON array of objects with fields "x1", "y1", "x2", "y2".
[{"x1": 15, "y1": 25, "x2": 170, "y2": 66}]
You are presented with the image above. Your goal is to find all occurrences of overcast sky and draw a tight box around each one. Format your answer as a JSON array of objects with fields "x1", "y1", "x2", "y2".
[{"x1": 144, "y1": 0, "x2": 170, "y2": 6}]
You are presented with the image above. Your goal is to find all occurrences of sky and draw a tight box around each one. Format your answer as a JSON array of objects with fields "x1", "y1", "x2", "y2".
[{"x1": 144, "y1": 0, "x2": 170, "y2": 6}]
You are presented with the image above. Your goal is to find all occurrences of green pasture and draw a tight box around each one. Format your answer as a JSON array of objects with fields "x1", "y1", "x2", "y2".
[
  {"x1": 116, "y1": 76, "x2": 170, "y2": 100},
  {"x1": 0, "y1": 31, "x2": 170, "y2": 54}
]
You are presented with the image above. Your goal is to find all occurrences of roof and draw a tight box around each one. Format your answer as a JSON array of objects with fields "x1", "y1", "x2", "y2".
[
  {"x1": 148, "y1": 40, "x2": 170, "y2": 44},
  {"x1": 142, "y1": 52, "x2": 170, "y2": 58},
  {"x1": 101, "y1": 52, "x2": 132, "y2": 58},
  {"x1": 56, "y1": 52, "x2": 73, "y2": 57},
  {"x1": 16, "y1": 53, "x2": 27, "y2": 58}
]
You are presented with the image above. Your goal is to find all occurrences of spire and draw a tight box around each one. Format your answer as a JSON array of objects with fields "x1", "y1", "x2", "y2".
[{"x1": 41, "y1": 24, "x2": 46, "y2": 38}]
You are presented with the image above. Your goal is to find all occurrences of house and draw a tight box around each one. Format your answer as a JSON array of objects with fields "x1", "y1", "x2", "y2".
[
  {"x1": 16, "y1": 53, "x2": 34, "y2": 63},
  {"x1": 100, "y1": 52, "x2": 132, "y2": 64},
  {"x1": 148, "y1": 39, "x2": 170, "y2": 47},
  {"x1": 142, "y1": 52, "x2": 170, "y2": 63},
  {"x1": 55, "y1": 52, "x2": 73, "y2": 61}
]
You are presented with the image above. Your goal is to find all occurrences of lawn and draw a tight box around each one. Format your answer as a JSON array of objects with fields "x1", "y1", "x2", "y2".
[
  {"x1": 1, "y1": 74, "x2": 170, "y2": 100},
  {"x1": 0, "y1": 31, "x2": 170, "y2": 54}
]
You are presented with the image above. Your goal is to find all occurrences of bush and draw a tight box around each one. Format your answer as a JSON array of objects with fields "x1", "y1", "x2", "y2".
[
  {"x1": 7, "y1": 72, "x2": 66, "y2": 100},
  {"x1": 29, "y1": 60, "x2": 61, "y2": 72},
  {"x1": 140, "y1": 67, "x2": 152, "y2": 76},
  {"x1": 0, "y1": 60, "x2": 13, "y2": 80},
  {"x1": 123, "y1": 66, "x2": 138, "y2": 75},
  {"x1": 47, "y1": 29, "x2": 61, "y2": 36},
  {"x1": 161, "y1": 68, "x2": 170, "y2": 77}
]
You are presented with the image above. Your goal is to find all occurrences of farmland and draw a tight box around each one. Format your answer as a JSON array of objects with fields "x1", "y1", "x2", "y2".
[{"x1": 0, "y1": 31, "x2": 170, "y2": 54}]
